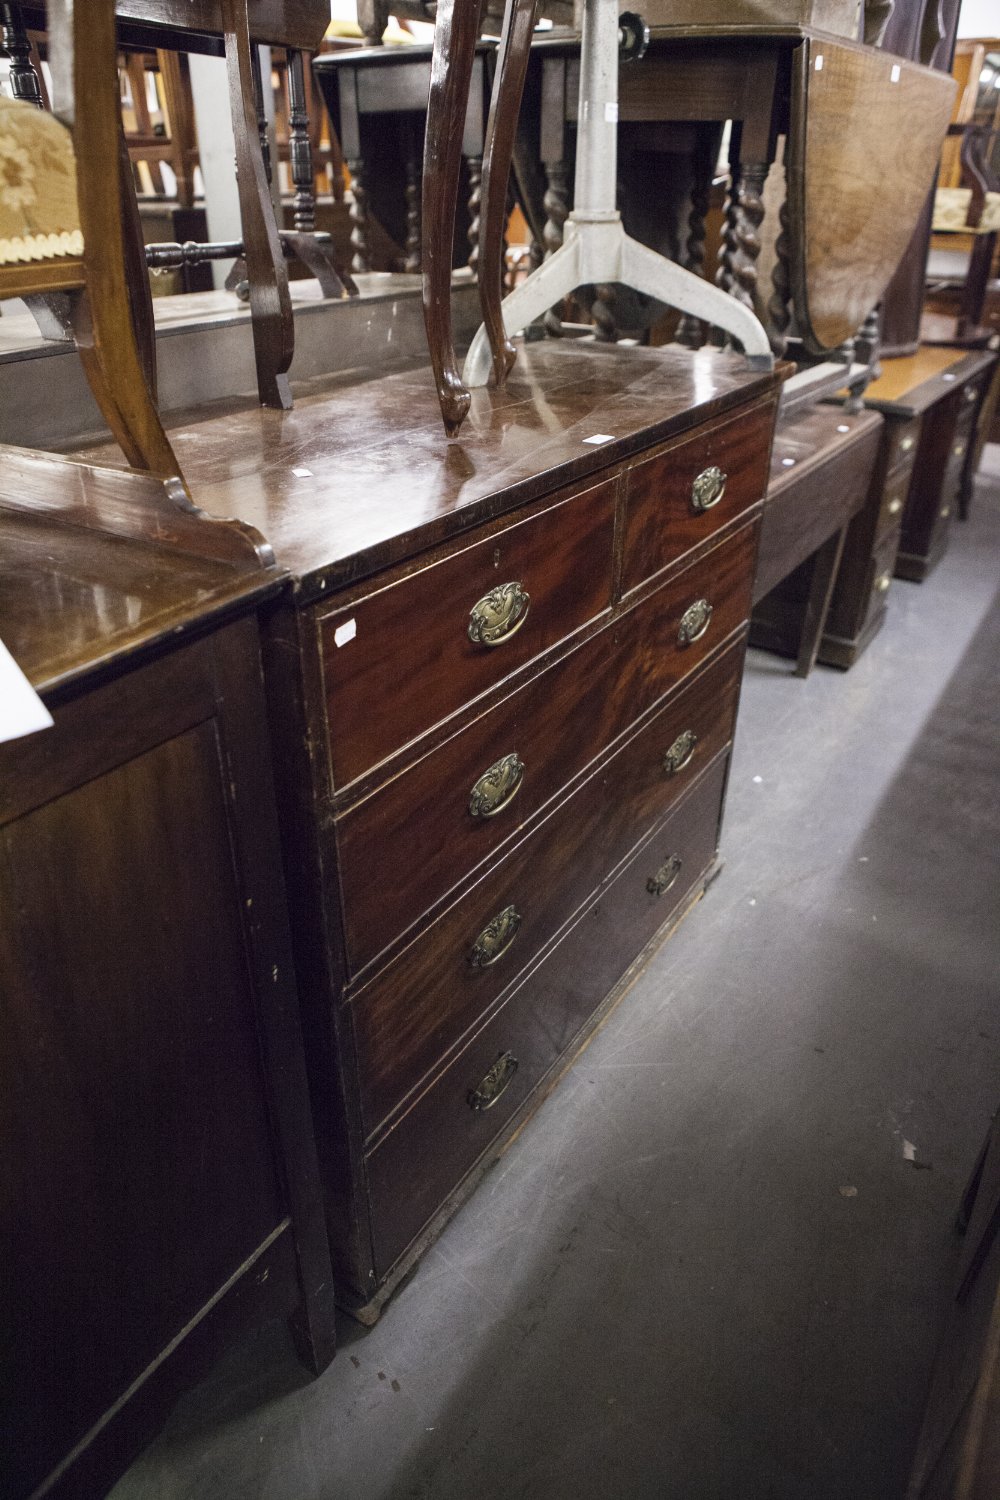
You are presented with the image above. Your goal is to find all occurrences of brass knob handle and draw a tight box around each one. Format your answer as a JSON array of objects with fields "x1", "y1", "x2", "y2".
[
  {"x1": 691, "y1": 465, "x2": 727, "y2": 512},
  {"x1": 647, "y1": 854, "x2": 682, "y2": 898},
  {"x1": 900, "y1": 435, "x2": 915, "y2": 452},
  {"x1": 663, "y1": 729, "x2": 698, "y2": 777},
  {"x1": 469, "y1": 905, "x2": 521, "y2": 968},
  {"x1": 940, "y1": 505, "x2": 951, "y2": 519},
  {"x1": 888, "y1": 497, "x2": 902, "y2": 516},
  {"x1": 468, "y1": 581, "x2": 530, "y2": 647},
  {"x1": 953, "y1": 442, "x2": 966, "y2": 459},
  {"x1": 469, "y1": 752, "x2": 524, "y2": 818},
  {"x1": 468, "y1": 1051, "x2": 518, "y2": 1112},
  {"x1": 876, "y1": 572, "x2": 891, "y2": 594},
  {"x1": 678, "y1": 598, "x2": 713, "y2": 646},
  {"x1": 964, "y1": 384, "x2": 978, "y2": 403}
]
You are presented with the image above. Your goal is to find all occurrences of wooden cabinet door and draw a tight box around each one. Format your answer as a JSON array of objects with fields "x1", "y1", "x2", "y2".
[{"x1": 0, "y1": 616, "x2": 334, "y2": 1500}]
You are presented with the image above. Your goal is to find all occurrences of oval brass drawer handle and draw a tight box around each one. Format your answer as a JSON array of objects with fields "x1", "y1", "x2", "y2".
[
  {"x1": 875, "y1": 571, "x2": 891, "y2": 595},
  {"x1": 469, "y1": 905, "x2": 522, "y2": 968},
  {"x1": 678, "y1": 598, "x2": 713, "y2": 646},
  {"x1": 468, "y1": 581, "x2": 530, "y2": 647},
  {"x1": 469, "y1": 752, "x2": 524, "y2": 818},
  {"x1": 663, "y1": 729, "x2": 698, "y2": 777},
  {"x1": 691, "y1": 465, "x2": 727, "y2": 512},
  {"x1": 647, "y1": 854, "x2": 682, "y2": 898},
  {"x1": 468, "y1": 1050, "x2": 518, "y2": 1112}
]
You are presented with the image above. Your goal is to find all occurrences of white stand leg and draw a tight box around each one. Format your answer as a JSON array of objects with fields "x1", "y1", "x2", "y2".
[{"x1": 462, "y1": 0, "x2": 773, "y2": 388}]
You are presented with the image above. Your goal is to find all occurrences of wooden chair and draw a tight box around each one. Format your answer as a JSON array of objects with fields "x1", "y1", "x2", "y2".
[
  {"x1": 0, "y1": 0, "x2": 270, "y2": 570},
  {"x1": 7, "y1": 0, "x2": 355, "y2": 410}
]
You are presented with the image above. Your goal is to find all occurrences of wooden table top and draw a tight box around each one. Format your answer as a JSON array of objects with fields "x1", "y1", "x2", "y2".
[
  {"x1": 862, "y1": 346, "x2": 997, "y2": 416},
  {"x1": 769, "y1": 403, "x2": 884, "y2": 494},
  {"x1": 0, "y1": 514, "x2": 281, "y2": 698},
  {"x1": 83, "y1": 341, "x2": 777, "y2": 603}
]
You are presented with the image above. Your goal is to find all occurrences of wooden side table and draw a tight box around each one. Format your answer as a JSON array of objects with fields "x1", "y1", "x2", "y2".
[{"x1": 749, "y1": 403, "x2": 884, "y2": 675}]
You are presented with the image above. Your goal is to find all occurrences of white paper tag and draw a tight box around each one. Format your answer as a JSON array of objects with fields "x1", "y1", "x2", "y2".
[
  {"x1": 604, "y1": 101, "x2": 619, "y2": 123},
  {"x1": 0, "y1": 638, "x2": 53, "y2": 743},
  {"x1": 583, "y1": 433, "x2": 614, "y2": 446},
  {"x1": 890, "y1": 63, "x2": 901, "y2": 82},
  {"x1": 292, "y1": 467, "x2": 314, "y2": 478},
  {"x1": 814, "y1": 53, "x2": 824, "y2": 71},
  {"x1": 334, "y1": 617, "x2": 357, "y2": 648}
]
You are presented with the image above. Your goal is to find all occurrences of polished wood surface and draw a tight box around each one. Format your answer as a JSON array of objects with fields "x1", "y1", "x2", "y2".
[
  {"x1": 81, "y1": 342, "x2": 777, "y2": 594},
  {"x1": 335, "y1": 556, "x2": 752, "y2": 976},
  {"x1": 351, "y1": 644, "x2": 744, "y2": 1137},
  {"x1": 0, "y1": 511, "x2": 279, "y2": 695},
  {"x1": 190, "y1": 342, "x2": 779, "y2": 1310},
  {"x1": 789, "y1": 38, "x2": 956, "y2": 352},
  {"x1": 622, "y1": 395, "x2": 776, "y2": 594},
  {"x1": 364, "y1": 752, "x2": 730, "y2": 1281},
  {"x1": 862, "y1": 344, "x2": 992, "y2": 413},
  {"x1": 336, "y1": 524, "x2": 755, "y2": 974},
  {"x1": 1, "y1": 581, "x2": 335, "y2": 1500},
  {"x1": 319, "y1": 472, "x2": 616, "y2": 788}
]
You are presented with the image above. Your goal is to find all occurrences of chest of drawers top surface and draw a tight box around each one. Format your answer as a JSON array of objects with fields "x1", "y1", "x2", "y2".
[
  {"x1": 862, "y1": 346, "x2": 996, "y2": 419},
  {"x1": 81, "y1": 342, "x2": 776, "y2": 598}
]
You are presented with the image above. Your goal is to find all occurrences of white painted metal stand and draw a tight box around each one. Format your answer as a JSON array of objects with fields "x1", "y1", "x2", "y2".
[{"x1": 462, "y1": 0, "x2": 773, "y2": 386}]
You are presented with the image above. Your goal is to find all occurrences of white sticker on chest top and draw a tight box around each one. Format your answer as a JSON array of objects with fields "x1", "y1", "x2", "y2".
[
  {"x1": 583, "y1": 433, "x2": 614, "y2": 446},
  {"x1": 334, "y1": 618, "x2": 357, "y2": 648}
]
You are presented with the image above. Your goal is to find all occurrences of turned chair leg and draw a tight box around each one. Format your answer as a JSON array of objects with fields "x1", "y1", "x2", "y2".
[
  {"x1": 421, "y1": 0, "x2": 480, "y2": 437},
  {"x1": 222, "y1": 0, "x2": 294, "y2": 410},
  {"x1": 478, "y1": 0, "x2": 537, "y2": 388}
]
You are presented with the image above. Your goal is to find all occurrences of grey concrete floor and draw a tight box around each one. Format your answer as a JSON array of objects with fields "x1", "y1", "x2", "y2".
[{"x1": 113, "y1": 454, "x2": 1000, "y2": 1500}]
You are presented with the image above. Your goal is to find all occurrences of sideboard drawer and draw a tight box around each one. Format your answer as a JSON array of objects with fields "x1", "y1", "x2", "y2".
[
  {"x1": 350, "y1": 647, "x2": 743, "y2": 1132},
  {"x1": 319, "y1": 475, "x2": 617, "y2": 787},
  {"x1": 336, "y1": 535, "x2": 751, "y2": 972},
  {"x1": 621, "y1": 397, "x2": 774, "y2": 594},
  {"x1": 364, "y1": 755, "x2": 729, "y2": 1279}
]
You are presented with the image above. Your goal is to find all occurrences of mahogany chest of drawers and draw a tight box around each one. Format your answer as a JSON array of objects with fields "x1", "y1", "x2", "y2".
[{"x1": 122, "y1": 341, "x2": 780, "y2": 1315}]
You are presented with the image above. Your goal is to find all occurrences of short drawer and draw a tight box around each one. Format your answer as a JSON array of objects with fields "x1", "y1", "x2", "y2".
[
  {"x1": 364, "y1": 755, "x2": 728, "y2": 1279},
  {"x1": 621, "y1": 397, "x2": 775, "y2": 594},
  {"x1": 336, "y1": 528, "x2": 754, "y2": 973},
  {"x1": 862, "y1": 526, "x2": 901, "y2": 632},
  {"x1": 351, "y1": 647, "x2": 743, "y2": 1132},
  {"x1": 885, "y1": 417, "x2": 920, "y2": 476},
  {"x1": 318, "y1": 475, "x2": 617, "y2": 787},
  {"x1": 875, "y1": 464, "x2": 912, "y2": 544}
]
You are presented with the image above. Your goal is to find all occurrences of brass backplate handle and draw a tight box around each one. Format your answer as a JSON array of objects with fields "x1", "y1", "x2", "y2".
[
  {"x1": 691, "y1": 465, "x2": 727, "y2": 512},
  {"x1": 469, "y1": 752, "x2": 525, "y2": 818},
  {"x1": 663, "y1": 729, "x2": 698, "y2": 777},
  {"x1": 469, "y1": 905, "x2": 522, "y2": 968},
  {"x1": 468, "y1": 581, "x2": 531, "y2": 647},
  {"x1": 647, "y1": 854, "x2": 682, "y2": 898},
  {"x1": 469, "y1": 1050, "x2": 519, "y2": 1111},
  {"x1": 678, "y1": 598, "x2": 713, "y2": 646}
]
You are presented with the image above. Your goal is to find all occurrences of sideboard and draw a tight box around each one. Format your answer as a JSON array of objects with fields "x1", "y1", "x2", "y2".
[
  {"x1": 83, "y1": 340, "x2": 780, "y2": 1316},
  {"x1": 0, "y1": 513, "x2": 336, "y2": 1500}
]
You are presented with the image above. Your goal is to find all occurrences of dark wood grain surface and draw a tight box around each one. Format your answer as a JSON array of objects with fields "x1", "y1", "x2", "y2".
[
  {"x1": 364, "y1": 753, "x2": 729, "y2": 1281},
  {"x1": 0, "y1": 512, "x2": 280, "y2": 698},
  {"x1": 754, "y1": 405, "x2": 882, "y2": 602},
  {"x1": 350, "y1": 647, "x2": 743, "y2": 1137},
  {"x1": 79, "y1": 341, "x2": 777, "y2": 596},
  {"x1": 335, "y1": 527, "x2": 754, "y2": 974}
]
